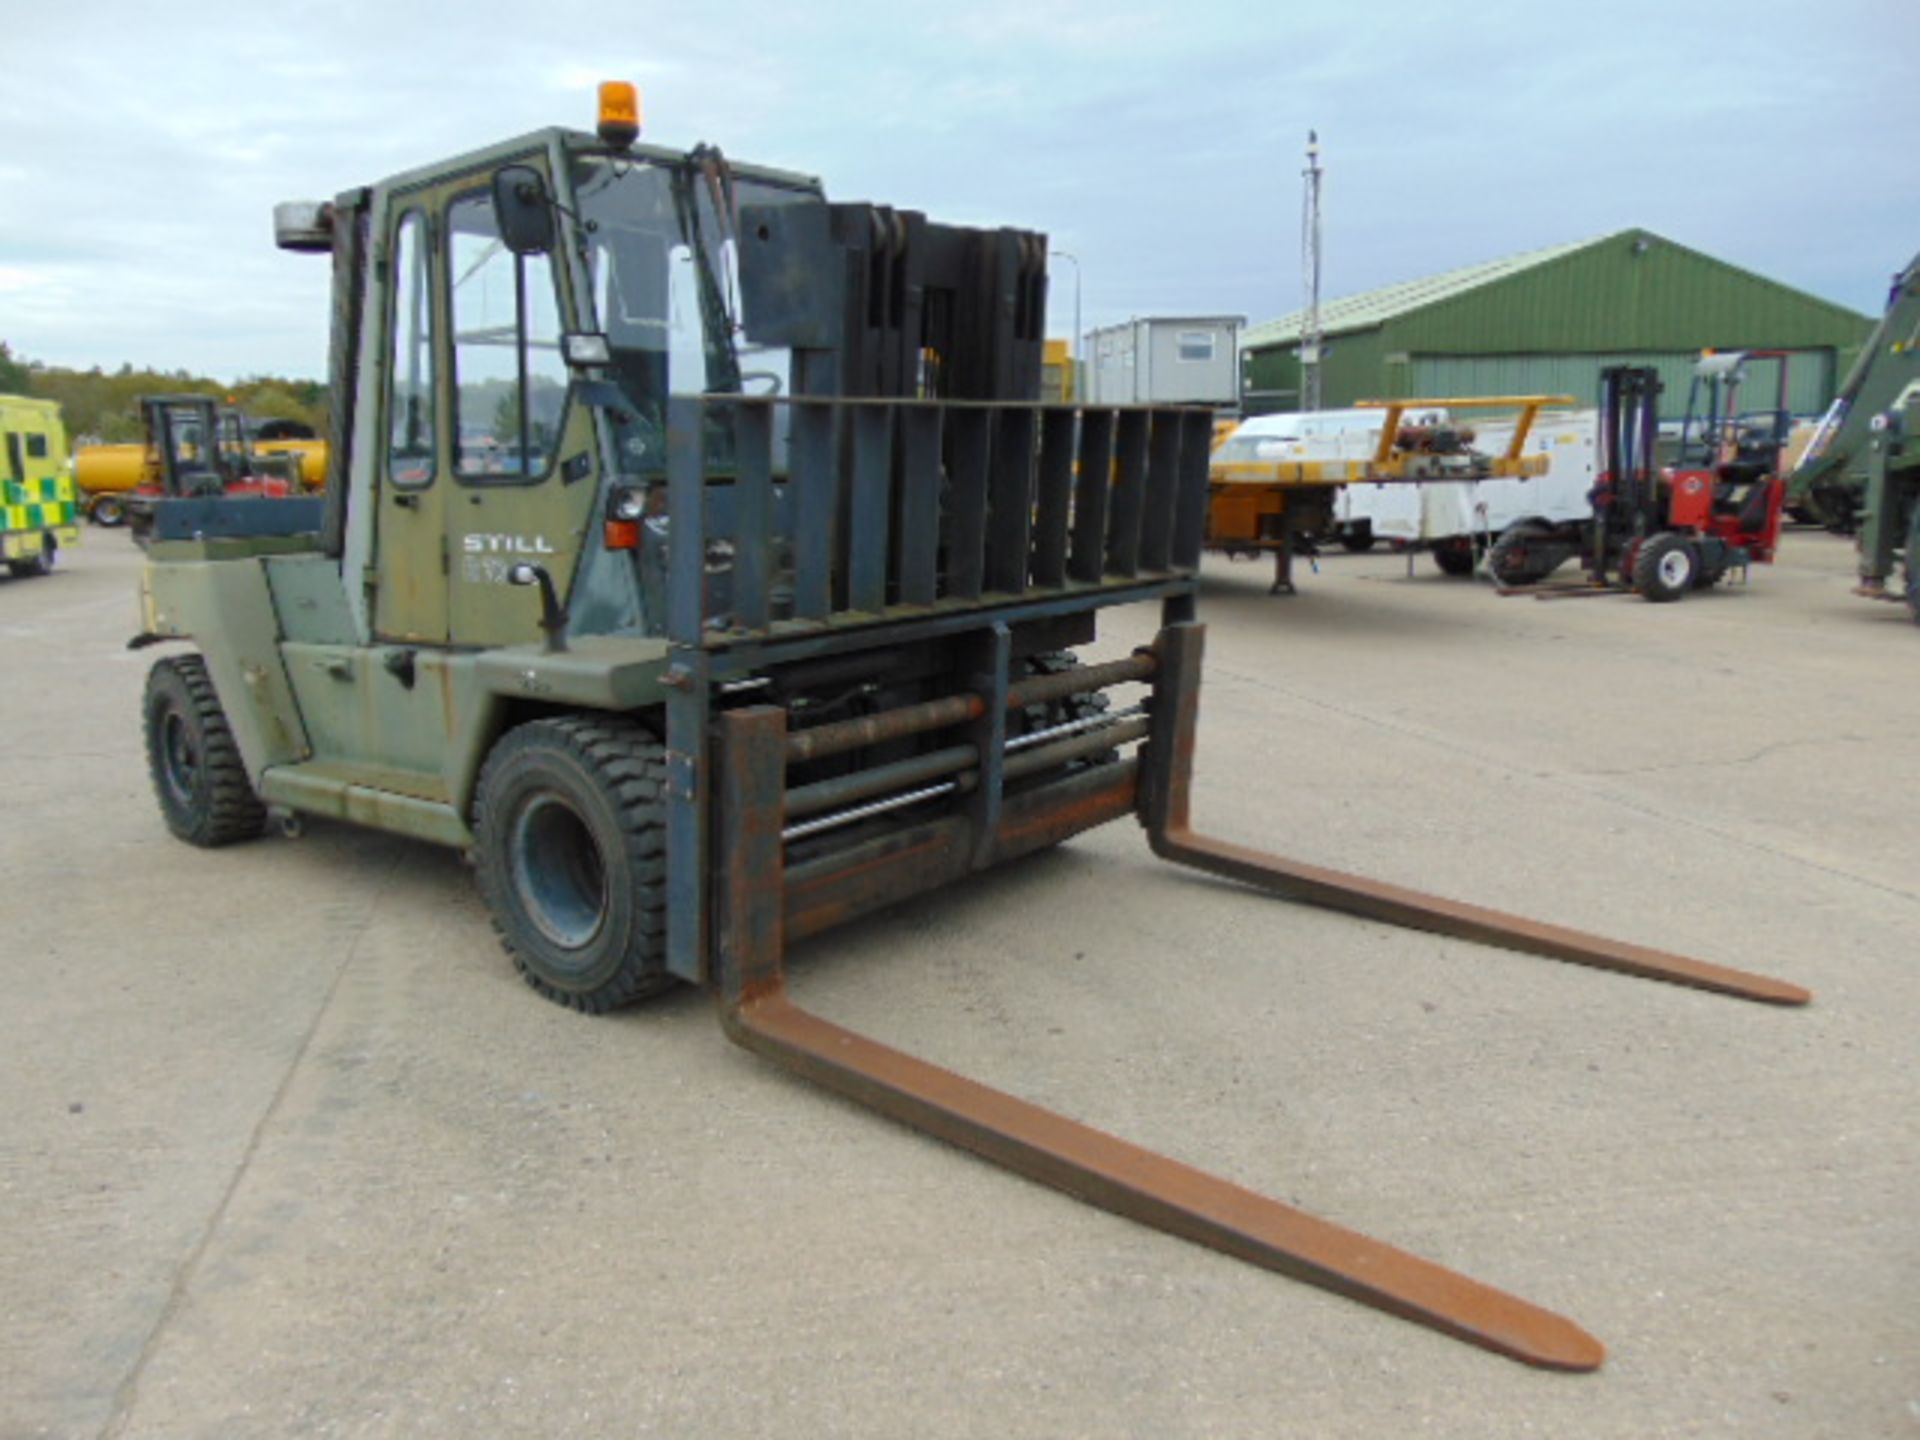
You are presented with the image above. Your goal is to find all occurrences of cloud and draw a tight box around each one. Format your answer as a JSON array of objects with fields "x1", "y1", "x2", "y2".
[{"x1": 3, "y1": 0, "x2": 1913, "y2": 379}]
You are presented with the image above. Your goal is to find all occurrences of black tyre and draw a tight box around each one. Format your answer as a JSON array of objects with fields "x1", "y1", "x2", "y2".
[
  {"x1": 1431, "y1": 538, "x2": 1476, "y2": 577},
  {"x1": 7, "y1": 536, "x2": 54, "y2": 578},
  {"x1": 92, "y1": 495, "x2": 128, "y2": 527},
  {"x1": 143, "y1": 655, "x2": 267, "y2": 846},
  {"x1": 1487, "y1": 523, "x2": 1555, "y2": 587},
  {"x1": 472, "y1": 716, "x2": 674, "y2": 1013},
  {"x1": 1338, "y1": 523, "x2": 1376, "y2": 553},
  {"x1": 1632, "y1": 533, "x2": 1696, "y2": 602}
]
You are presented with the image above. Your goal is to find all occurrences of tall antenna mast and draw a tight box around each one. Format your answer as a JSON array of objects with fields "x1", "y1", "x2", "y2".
[{"x1": 1300, "y1": 130, "x2": 1324, "y2": 413}]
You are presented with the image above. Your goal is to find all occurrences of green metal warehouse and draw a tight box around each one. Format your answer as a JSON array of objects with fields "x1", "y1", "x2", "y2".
[{"x1": 1240, "y1": 228, "x2": 1872, "y2": 419}]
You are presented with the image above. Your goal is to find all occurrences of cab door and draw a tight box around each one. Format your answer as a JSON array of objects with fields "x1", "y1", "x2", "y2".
[
  {"x1": 441, "y1": 170, "x2": 598, "y2": 648},
  {"x1": 372, "y1": 201, "x2": 450, "y2": 644}
]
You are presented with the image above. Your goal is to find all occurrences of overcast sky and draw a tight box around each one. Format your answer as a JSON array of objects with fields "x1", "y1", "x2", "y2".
[{"x1": 2, "y1": 0, "x2": 1914, "y2": 381}]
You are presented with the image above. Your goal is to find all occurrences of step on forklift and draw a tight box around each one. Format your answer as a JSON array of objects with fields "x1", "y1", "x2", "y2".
[
  {"x1": 131, "y1": 84, "x2": 1808, "y2": 1372},
  {"x1": 1488, "y1": 360, "x2": 1788, "y2": 599}
]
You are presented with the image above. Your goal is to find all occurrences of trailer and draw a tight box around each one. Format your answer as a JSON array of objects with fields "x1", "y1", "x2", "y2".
[
  {"x1": 1335, "y1": 408, "x2": 1600, "y2": 571},
  {"x1": 1207, "y1": 397, "x2": 1569, "y2": 590}
]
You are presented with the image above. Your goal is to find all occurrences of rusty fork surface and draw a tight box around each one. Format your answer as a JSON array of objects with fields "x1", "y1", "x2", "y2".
[
  {"x1": 1140, "y1": 622, "x2": 1810, "y2": 1008},
  {"x1": 708, "y1": 623, "x2": 1807, "y2": 1374},
  {"x1": 714, "y1": 702, "x2": 1617, "y2": 1370}
]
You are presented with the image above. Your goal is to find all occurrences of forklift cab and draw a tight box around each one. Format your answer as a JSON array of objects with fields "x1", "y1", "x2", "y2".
[
  {"x1": 142, "y1": 397, "x2": 232, "y2": 497},
  {"x1": 1667, "y1": 352, "x2": 1791, "y2": 547}
]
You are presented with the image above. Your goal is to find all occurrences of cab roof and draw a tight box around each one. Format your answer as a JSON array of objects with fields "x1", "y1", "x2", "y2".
[{"x1": 359, "y1": 126, "x2": 824, "y2": 205}]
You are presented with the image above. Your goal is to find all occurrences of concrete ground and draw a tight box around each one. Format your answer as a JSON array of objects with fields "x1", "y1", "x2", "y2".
[{"x1": 2, "y1": 529, "x2": 1916, "y2": 1439}]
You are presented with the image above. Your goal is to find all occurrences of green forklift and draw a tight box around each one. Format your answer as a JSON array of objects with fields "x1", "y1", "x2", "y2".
[{"x1": 131, "y1": 84, "x2": 1809, "y2": 1371}]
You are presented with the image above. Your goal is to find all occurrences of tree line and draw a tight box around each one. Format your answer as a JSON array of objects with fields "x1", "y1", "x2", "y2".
[{"x1": 0, "y1": 341, "x2": 326, "y2": 444}]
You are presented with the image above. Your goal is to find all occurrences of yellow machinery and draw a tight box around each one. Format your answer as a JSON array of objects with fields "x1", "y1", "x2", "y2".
[
  {"x1": 1207, "y1": 395, "x2": 1571, "y2": 592},
  {"x1": 1039, "y1": 338, "x2": 1076, "y2": 403}
]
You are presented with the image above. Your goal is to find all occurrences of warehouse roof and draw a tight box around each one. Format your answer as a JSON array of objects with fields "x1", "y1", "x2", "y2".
[
  {"x1": 1242, "y1": 236, "x2": 1595, "y2": 351},
  {"x1": 1236, "y1": 231, "x2": 1866, "y2": 359}
]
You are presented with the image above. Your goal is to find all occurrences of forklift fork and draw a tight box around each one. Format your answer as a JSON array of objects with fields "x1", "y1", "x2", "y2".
[
  {"x1": 1142, "y1": 624, "x2": 1808, "y2": 1006},
  {"x1": 710, "y1": 621, "x2": 1807, "y2": 1373}
]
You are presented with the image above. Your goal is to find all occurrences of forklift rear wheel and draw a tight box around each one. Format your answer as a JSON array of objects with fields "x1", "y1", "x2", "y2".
[
  {"x1": 472, "y1": 716, "x2": 675, "y2": 1013},
  {"x1": 143, "y1": 654, "x2": 267, "y2": 846},
  {"x1": 1633, "y1": 534, "x2": 1696, "y2": 602}
]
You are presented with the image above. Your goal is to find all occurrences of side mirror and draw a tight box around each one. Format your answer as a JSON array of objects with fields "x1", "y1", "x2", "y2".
[{"x1": 492, "y1": 165, "x2": 555, "y2": 256}]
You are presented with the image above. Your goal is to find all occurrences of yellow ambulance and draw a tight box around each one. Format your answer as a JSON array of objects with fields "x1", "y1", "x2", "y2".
[{"x1": 1, "y1": 394, "x2": 79, "y2": 577}]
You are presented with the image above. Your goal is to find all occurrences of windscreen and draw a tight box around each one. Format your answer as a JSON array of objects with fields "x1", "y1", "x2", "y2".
[{"x1": 570, "y1": 155, "x2": 823, "y2": 475}]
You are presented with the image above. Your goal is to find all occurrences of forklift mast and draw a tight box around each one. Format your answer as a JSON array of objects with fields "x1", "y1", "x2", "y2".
[
  {"x1": 140, "y1": 395, "x2": 231, "y2": 497},
  {"x1": 738, "y1": 199, "x2": 1046, "y2": 401},
  {"x1": 1590, "y1": 366, "x2": 1664, "y2": 569}
]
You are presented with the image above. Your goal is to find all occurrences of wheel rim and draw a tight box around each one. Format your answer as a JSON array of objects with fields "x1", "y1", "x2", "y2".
[
  {"x1": 160, "y1": 709, "x2": 198, "y2": 805},
  {"x1": 508, "y1": 793, "x2": 609, "y2": 955},
  {"x1": 1657, "y1": 548, "x2": 1692, "y2": 590}
]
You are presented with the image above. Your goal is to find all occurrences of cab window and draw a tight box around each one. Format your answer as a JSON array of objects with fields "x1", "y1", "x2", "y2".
[
  {"x1": 448, "y1": 189, "x2": 569, "y2": 482},
  {"x1": 387, "y1": 209, "x2": 436, "y2": 488}
]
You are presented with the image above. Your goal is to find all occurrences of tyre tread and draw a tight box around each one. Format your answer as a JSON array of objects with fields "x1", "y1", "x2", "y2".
[
  {"x1": 472, "y1": 715, "x2": 674, "y2": 1013},
  {"x1": 144, "y1": 654, "x2": 267, "y2": 846}
]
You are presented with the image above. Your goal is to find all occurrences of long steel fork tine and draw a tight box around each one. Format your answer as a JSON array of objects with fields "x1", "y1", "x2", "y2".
[
  {"x1": 714, "y1": 705, "x2": 1606, "y2": 1372},
  {"x1": 1140, "y1": 623, "x2": 1811, "y2": 1008},
  {"x1": 727, "y1": 985, "x2": 1606, "y2": 1371}
]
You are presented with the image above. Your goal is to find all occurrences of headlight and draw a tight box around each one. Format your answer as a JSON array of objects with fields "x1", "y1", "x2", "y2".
[
  {"x1": 608, "y1": 485, "x2": 647, "y2": 521},
  {"x1": 562, "y1": 332, "x2": 612, "y2": 367}
]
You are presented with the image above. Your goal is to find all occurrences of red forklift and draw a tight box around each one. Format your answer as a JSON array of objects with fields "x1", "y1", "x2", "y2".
[
  {"x1": 1489, "y1": 357, "x2": 1789, "y2": 599},
  {"x1": 125, "y1": 395, "x2": 302, "y2": 542}
]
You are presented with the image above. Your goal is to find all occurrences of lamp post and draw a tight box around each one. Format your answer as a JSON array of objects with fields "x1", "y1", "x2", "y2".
[{"x1": 1050, "y1": 248, "x2": 1082, "y2": 398}]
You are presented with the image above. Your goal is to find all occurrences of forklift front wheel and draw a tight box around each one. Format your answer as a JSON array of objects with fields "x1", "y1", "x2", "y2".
[
  {"x1": 472, "y1": 716, "x2": 675, "y2": 1013},
  {"x1": 1632, "y1": 534, "x2": 1696, "y2": 603}
]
